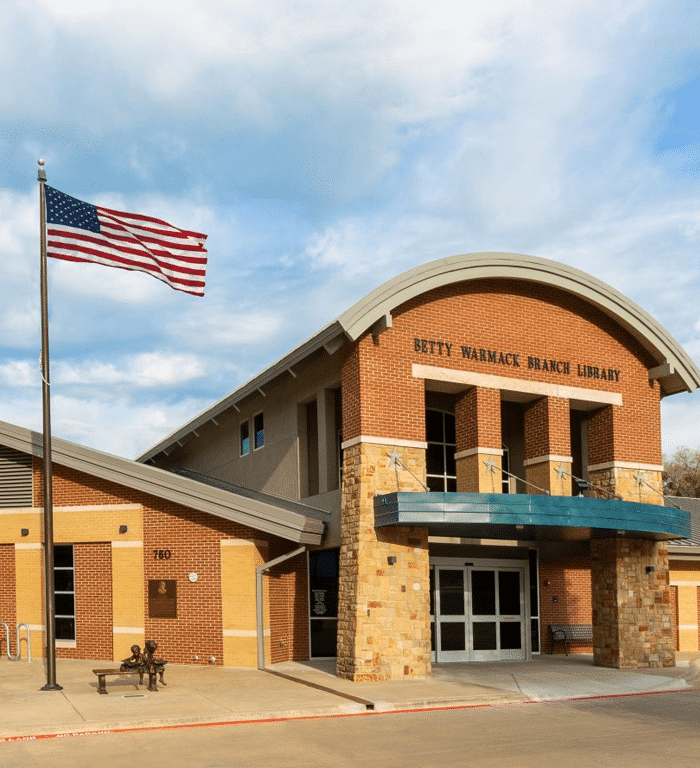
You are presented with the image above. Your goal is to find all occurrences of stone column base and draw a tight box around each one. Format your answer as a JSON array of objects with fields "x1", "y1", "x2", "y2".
[{"x1": 588, "y1": 463, "x2": 664, "y2": 504}]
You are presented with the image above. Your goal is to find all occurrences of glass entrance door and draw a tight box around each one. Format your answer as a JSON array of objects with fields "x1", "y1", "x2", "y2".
[
  {"x1": 434, "y1": 568, "x2": 469, "y2": 661},
  {"x1": 433, "y1": 565, "x2": 527, "y2": 662}
]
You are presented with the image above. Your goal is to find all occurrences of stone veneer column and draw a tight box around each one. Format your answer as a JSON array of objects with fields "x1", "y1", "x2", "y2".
[
  {"x1": 590, "y1": 538, "x2": 674, "y2": 668},
  {"x1": 587, "y1": 405, "x2": 663, "y2": 503},
  {"x1": 523, "y1": 397, "x2": 572, "y2": 495},
  {"x1": 454, "y1": 387, "x2": 503, "y2": 493},
  {"x1": 336, "y1": 440, "x2": 431, "y2": 681}
]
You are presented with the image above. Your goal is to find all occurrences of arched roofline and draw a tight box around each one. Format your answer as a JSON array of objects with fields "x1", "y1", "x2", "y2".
[{"x1": 336, "y1": 252, "x2": 700, "y2": 397}]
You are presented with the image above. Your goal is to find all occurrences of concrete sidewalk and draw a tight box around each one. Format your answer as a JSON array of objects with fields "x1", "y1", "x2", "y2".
[{"x1": 1, "y1": 653, "x2": 698, "y2": 741}]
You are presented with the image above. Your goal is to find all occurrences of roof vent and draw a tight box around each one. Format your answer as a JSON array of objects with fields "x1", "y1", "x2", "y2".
[{"x1": 0, "y1": 445, "x2": 33, "y2": 508}]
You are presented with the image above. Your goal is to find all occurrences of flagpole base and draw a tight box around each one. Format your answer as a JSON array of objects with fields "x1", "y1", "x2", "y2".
[{"x1": 40, "y1": 683, "x2": 63, "y2": 691}]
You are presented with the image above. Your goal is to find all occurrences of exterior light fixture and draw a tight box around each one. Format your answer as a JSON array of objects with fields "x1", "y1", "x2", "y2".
[
  {"x1": 119, "y1": 525, "x2": 128, "y2": 534},
  {"x1": 387, "y1": 556, "x2": 397, "y2": 565},
  {"x1": 21, "y1": 528, "x2": 29, "y2": 537},
  {"x1": 646, "y1": 566, "x2": 655, "y2": 574},
  {"x1": 515, "y1": 524, "x2": 525, "y2": 532}
]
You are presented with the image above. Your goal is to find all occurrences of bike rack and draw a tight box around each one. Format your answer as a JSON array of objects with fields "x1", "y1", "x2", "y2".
[{"x1": 0, "y1": 622, "x2": 32, "y2": 662}]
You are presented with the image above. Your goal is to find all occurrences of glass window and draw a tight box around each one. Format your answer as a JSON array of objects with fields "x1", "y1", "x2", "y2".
[
  {"x1": 254, "y1": 413, "x2": 264, "y2": 450},
  {"x1": 425, "y1": 409, "x2": 457, "y2": 492},
  {"x1": 54, "y1": 544, "x2": 75, "y2": 641},
  {"x1": 240, "y1": 420, "x2": 250, "y2": 456}
]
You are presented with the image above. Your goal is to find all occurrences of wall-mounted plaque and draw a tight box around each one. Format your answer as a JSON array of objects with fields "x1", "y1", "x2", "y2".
[{"x1": 148, "y1": 579, "x2": 177, "y2": 618}]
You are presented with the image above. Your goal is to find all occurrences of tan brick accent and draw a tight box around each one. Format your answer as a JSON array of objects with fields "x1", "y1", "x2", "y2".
[
  {"x1": 591, "y1": 538, "x2": 674, "y2": 668},
  {"x1": 14, "y1": 544, "x2": 44, "y2": 656},
  {"x1": 669, "y1": 560, "x2": 700, "y2": 652},
  {"x1": 221, "y1": 539, "x2": 268, "y2": 667},
  {"x1": 456, "y1": 451, "x2": 503, "y2": 493},
  {"x1": 337, "y1": 442, "x2": 431, "y2": 681},
  {"x1": 112, "y1": 542, "x2": 145, "y2": 661}
]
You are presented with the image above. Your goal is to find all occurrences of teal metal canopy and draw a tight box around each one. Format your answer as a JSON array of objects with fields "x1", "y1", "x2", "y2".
[{"x1": 374, "y1": 492, "x2": 690, "y2": 542}]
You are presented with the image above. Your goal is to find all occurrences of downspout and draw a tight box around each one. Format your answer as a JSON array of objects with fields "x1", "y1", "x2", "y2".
[{"x1": 256, "y1": 546, "x2": 306, "y2": 670}]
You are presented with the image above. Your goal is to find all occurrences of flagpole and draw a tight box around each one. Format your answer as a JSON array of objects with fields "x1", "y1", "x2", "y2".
[{"x1": 38, "y1": 159, "x2": 62, "y2": 691}]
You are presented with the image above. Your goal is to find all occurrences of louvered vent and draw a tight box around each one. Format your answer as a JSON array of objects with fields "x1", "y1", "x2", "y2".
[{"x1": 0, "y1": 445, "x2": 33, "y2": 508}]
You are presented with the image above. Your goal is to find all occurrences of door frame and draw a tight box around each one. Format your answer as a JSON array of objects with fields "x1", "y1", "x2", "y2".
[{"x1": 430, "y1": 557, "x2": 531, "y2": 663}]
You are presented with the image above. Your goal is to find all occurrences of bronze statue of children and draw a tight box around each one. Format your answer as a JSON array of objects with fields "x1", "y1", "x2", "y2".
[
  {"x1": 120, "y1": 644, "x2": 143, "y2": 671},
  {"x1": 142, "y1": 640, "x2": 167, "y2": 685}
]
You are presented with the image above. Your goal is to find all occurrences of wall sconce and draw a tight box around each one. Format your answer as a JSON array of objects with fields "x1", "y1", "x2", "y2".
[
  {"x1": 543, "y1": 579, "x2": 551, "y2": 587},
  {"x1": 21, "y1": 528, "x2": 29, "y2": 537},
  {"x1": 646, "y1": 566, "x2": 655, "y2": 574},
  {"x1": 119, "y1": 525, "x2": 128, "y2": 534},
  {"x1": 387, "y1": 556, "x2": 397, "y2": 565},
  {"x1": 575, "y1": 479, "x2": 589, "y2": 496},
  {"x1": 515, "y1": 524, "x2": 525, "y2": 532}
]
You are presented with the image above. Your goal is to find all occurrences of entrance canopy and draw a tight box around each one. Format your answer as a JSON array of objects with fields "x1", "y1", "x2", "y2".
[{"x1": 375, "y1": 492, "x2": 690, "y2": 542}]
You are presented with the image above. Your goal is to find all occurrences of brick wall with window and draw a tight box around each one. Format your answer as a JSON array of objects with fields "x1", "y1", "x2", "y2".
[{"x1": 33, "y1": 459, "x2": 310, "y2": 666}]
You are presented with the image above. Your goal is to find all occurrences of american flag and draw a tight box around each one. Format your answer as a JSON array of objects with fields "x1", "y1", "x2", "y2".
[{"x1": 44, "y1": 185, "x2": 208, "y2": 297}]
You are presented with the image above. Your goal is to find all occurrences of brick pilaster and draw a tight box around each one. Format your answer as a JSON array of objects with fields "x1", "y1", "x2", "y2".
[
  {"x1": 523, "y1": 397, "x2": 572, "y2": 495},
  {"x1": 454, "y1": 387, "x2": 503, "y2": 493}
]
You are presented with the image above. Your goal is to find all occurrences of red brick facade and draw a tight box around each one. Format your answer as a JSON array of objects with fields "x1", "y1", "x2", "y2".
[
  {"x1": 455, "y1": 387, "x2": 501, "y2": 450},
  {"x1": 0, "y1": 544, "x2": 17, "y2": 655},
  {"x1": 342, "y1": 279, "x2": 662, "y2": 465},
  {"x1": 59, "y1": 543, "x2": 113, "y2": 660},
  {"x1": 30, "y1": 459, "x2": 309, "y2": 665},
  {"x1": 539, "y1": 558, "x2": 593, "y2": 653}
]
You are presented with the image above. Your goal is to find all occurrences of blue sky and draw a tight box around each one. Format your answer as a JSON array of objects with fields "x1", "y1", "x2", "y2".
[{"x1": 1, "y1": 0, "x2": 700, "y2": 460}]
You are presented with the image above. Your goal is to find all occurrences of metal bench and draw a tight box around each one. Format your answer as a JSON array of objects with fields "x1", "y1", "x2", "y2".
[
  {"x1": 549, "y1": 624, "x2": 593, "y2": 655},
  {"x1": 92, "y1": 667, "x2": 153, "y2": 695},
  {"x1": 92, "y1": 640, "x2": 167, "y2": 694}
]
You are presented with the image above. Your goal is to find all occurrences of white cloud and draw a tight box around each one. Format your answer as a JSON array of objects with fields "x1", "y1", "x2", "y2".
[
  {"x1": 0, "y1": 360, "x2": 38, "y2": 389},
  {"x1": 49, "y1": 393, "x2": 211, "y2": 458},
  {"x1": 52, "y1": 352, "x2": 205, "y2": 388}
]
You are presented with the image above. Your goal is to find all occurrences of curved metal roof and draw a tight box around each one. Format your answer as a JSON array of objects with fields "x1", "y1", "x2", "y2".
[{"x1": 336, "y1": 252, "x2": 700, "y2": 396}]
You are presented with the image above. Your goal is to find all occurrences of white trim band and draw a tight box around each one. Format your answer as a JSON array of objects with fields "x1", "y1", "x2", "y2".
[
  {"x1": 223, "y1": 629, "x2": 269, "y2": 637},
  {"x1": 678, "y1": 625, "x2": 699, "y2": 631},
  {"x1": 341, "y1": 435, "x2": 428, "y2": 450},
  {"x1": 413, "y1": 364, "x2": 623, "y2": 405},
  {"x1": 111, "y1": 541, "x2": 143, "y2": 548},
  {"x1": 523, "y1": 455, "x2": 572, "y2": 467},
  {"x1": 454, "y1": 448, "x2": 503, "y2": 460},
  {"x1": 14, "y1": 543, "x2": 43, "y2": 550},
  {"x1": 588, "y1": 461, "x2": 664, "y2": 472},
  {"x1": 113, "y1": 627, "x2": 145, "y2": 634}
]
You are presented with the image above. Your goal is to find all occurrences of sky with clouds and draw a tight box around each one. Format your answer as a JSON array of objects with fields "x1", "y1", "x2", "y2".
[{"x1": 2, "y1": 0, "x2": 700, "y2": 460}]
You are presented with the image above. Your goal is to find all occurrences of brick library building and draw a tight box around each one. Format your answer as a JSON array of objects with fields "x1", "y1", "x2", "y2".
[{"x1": 1, "y1": 252, "x2": 700, "y2": 680}]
